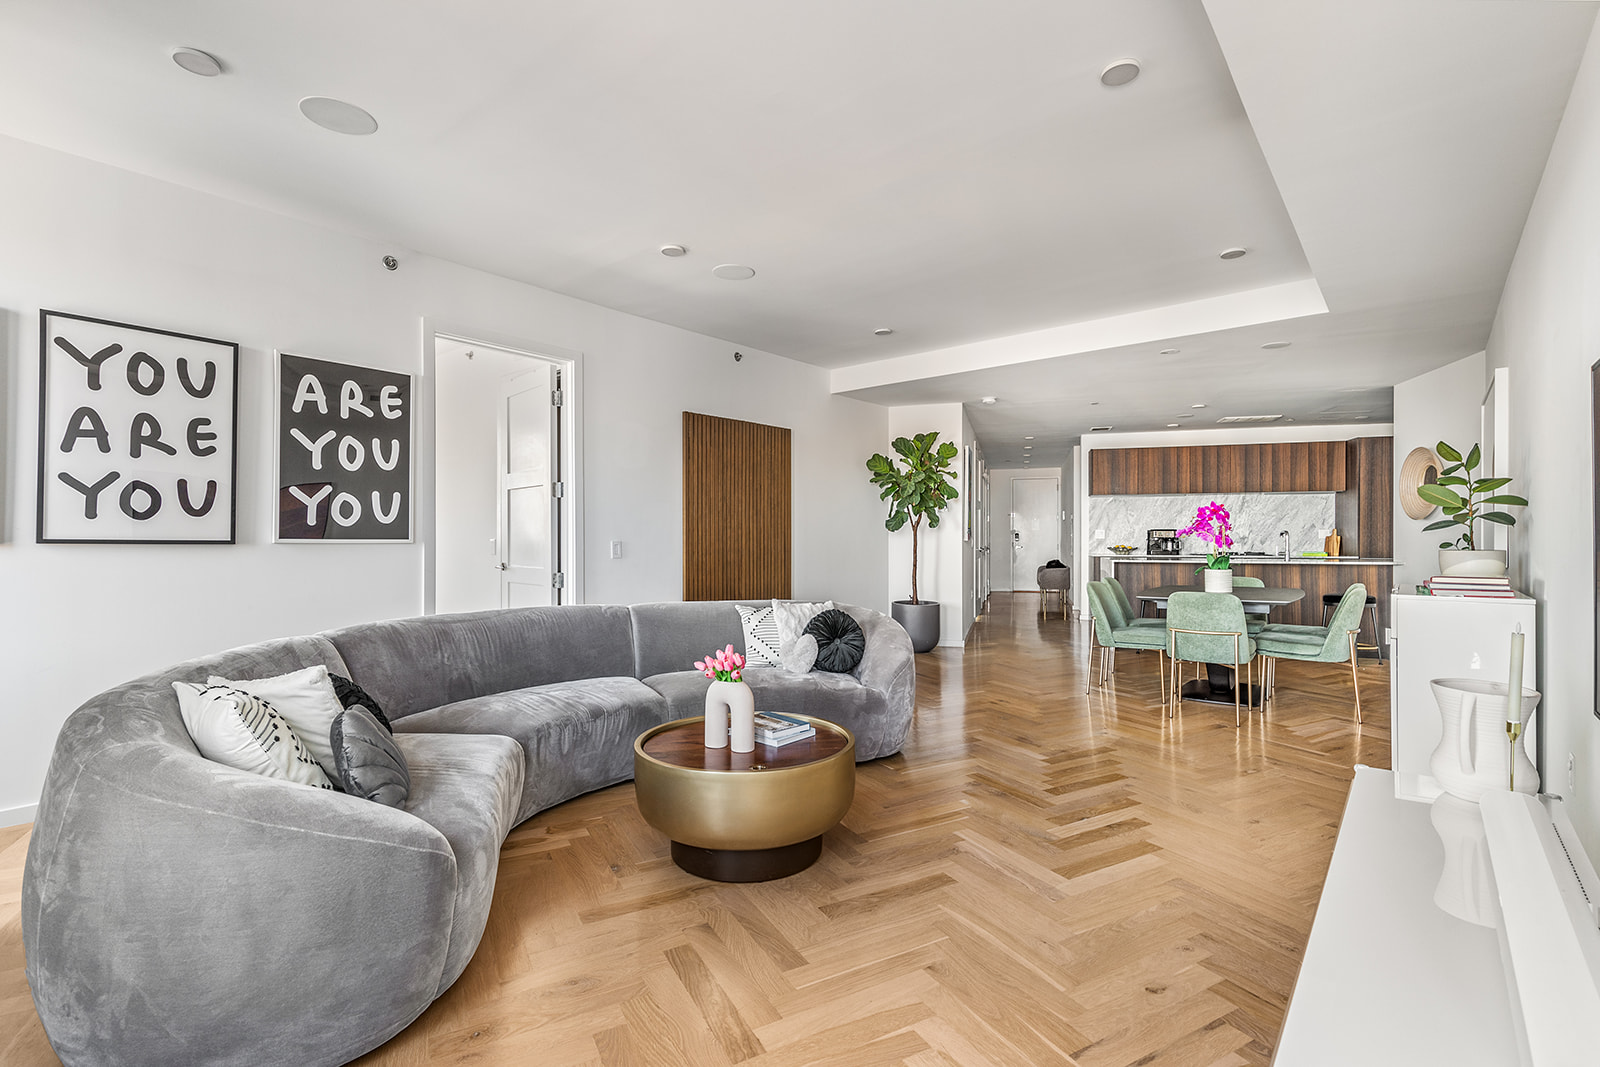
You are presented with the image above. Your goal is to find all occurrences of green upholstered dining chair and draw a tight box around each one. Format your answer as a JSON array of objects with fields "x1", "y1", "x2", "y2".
[
  {"x1": 1164, "y1": 591, "x2": 1258, "y2": 726},
  {"x1": 1231, "y1": 575, "x2": 1269, "y2": 634},
  {"x1": 1105, "y1": 576, "x2": 1164, "y2": 627},
  {"x1": 1255, "y1": 583, "x2": 1369, "y2": 722},
  {"x1": 1086, "y1": 581, "x2": 1169, "y2": 698}
]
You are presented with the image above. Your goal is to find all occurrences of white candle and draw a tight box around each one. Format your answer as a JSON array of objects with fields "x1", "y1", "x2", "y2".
[{"x1": 1506, "y1": 626, "x2": 1525, "y2": 724}]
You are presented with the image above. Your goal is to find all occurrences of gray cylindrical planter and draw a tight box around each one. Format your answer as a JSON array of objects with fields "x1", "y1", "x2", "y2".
[{"x1": 892, "y1": 600, "x2": 941, "y2": 653}]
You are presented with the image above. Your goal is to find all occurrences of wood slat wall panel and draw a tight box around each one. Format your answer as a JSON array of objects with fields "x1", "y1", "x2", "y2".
[
  {"x1": 683, "y1": 412, "x2": 791, "y2": 601},
  {"x1": 1087, "y1": 441, "x2": 1353, "y2": 495}
]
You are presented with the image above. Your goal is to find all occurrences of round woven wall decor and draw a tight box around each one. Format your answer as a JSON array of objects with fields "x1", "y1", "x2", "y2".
[{"x1": 1400, "y1": 446, "x2": 1442, "y2": 519}]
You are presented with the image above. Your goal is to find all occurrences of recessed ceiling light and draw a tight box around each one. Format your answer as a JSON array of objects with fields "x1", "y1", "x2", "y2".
[
  {"x1": 873, "y1": 327, "x2": 893, "y2": 336},
  {"x1": 1089, "y1": 425, "x2": 1114, "y2": 432},
  {"x1": 1176, "y1": 413, "x2": 1194, "y2": 419},
  {"x1": 980, "y1": 396, "x2": 997, "y2": 405},
  {"x1": 1220, "y1": 247, "x2": 1248, "y2": 260},
  {"x1": 712, "y1": 264, "x2": 755, "y2": 281},
  {"x1": 299, "y1": 96, "x2": 378, "y2": 135},
  {"x1": 659, "y1": 244, "x2": 687, "y2": 257},
  {"x1": 1090, "y1": 401, "x2": 1100, "y2": 406},
  {"x1": 1100, "y1": 59, "x2": 1141, "y2": 87},
  {"x1": 1024, "y1": 436, "x2": 1034, "y2": 440},
  {"x1": 1167, "y1": 423, "x2": 1179, "y2": 428},
  {"x1": 1191, "y1": 403, "x2": 1206, "y2": 409},
  {"x1": 171, "y1": 47, "x2": 222, "y2": 77},
  {"x1": 1160, "y1": 348, "x2": 1180, "y2": 355},
  {"x1": 1261, "y1": 341, "x2": 1292, "y2": 350}
]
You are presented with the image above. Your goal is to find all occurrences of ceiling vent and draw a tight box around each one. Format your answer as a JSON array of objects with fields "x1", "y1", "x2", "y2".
[
  {"x1": 1216, "y1": 414, "x2": 1284, "y2": 423},
  {"x1": 1088, "y1": 425, "x2": 1114, "y2": 432}
]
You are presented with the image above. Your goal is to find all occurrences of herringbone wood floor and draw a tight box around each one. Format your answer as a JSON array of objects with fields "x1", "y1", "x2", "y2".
[{"x1": 0, "y1": 594, "x2": 1389, "y2": 1065}]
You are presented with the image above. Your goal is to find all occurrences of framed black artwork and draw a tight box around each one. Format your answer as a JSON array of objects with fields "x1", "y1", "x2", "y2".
[{"x1": 37, "y1": 310, "x2": 238, "y2": 544}]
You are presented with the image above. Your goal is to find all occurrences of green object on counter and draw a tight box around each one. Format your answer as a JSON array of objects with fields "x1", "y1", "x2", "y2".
[{"x1": 1302, "y1": 551, "x2": 1328, "y2": 557}]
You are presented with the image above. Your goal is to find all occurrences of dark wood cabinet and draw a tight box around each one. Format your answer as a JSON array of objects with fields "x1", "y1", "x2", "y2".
[
  {"x1": 1089, "y1": 440, "x2": 1348, "y2": 495},
  {"x1": 1334, "y1": 436, "x2": 1393, "y2": 559}
]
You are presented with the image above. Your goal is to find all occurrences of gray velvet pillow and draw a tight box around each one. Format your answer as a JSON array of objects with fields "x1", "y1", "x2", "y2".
[{"x1": 330, "y1": 704, "x2": 410, "y2": 807}]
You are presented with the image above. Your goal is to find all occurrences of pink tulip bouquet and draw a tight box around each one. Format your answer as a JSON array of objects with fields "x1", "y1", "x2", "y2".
[
  {"x1": 1178, "y1": 500, "x2": 1234, "y2": 571},
  {"x1": 694, "y1": 645, "x2": 745, "y2": 683}
]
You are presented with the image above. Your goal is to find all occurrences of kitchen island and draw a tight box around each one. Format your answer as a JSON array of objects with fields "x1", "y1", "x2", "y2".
[{"x1": 1095, "y1": 554, "x2": 1398, "y2": 645}]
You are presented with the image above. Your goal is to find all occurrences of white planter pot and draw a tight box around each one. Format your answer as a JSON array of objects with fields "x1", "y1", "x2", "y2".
[
  {"x1": 1438, "y1": 549, "x2": 1508, "y2": 577},
  {"x1": 1428, "y1": 678, "x2": 1539, "y2": 802},
  {"x1": 1203, "y1": 568, "x2": 1233, "y2": 594},
  {"x1": 704, "y1": 679, "x2": 756, "y2": 752}
]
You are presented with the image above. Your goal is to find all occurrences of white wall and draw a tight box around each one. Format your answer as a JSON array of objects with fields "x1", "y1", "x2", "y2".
[
  {"x1": 986, "y1": 467, "x2": 1065, "y2": 592},
  {"x1": 1391, "y1": 351, "x2": 1486, "y2": 594},
  {"x1": 1483, "y1": 13, "x2": 1600, "y2": 860},
  {"x1": 0, "y1": 134, "x2": 888, "y2": 822},
  {"x1": 1074, "y1": 422, "x2": 1391, "y2": 617},
  {"x1": 885, "y1": 404, "x2": 965, "y2": 646},
  {"x1": 434, "y1": 340, "x2": 543, "y2": 614}
]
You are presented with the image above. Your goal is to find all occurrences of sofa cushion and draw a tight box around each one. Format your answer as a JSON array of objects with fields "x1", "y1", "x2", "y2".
[
  {"x1": 394, "y1": 732, "x2": 524, "y2": 995},
  {"x1": 630, "y1": 601, "x2": 744, "y2": 679},
  {"x1": 171, "y1": 682, "x2": 334, "y2": 790},
  {"x1": 331, "y1": 673, "x2": 392, "y2": 732},
  {"x1": 805, "y1": 608, "x2": 866, "y2": 673},
  {"x1": 737, "y1": 604, "x2": 782, "y2": 667},
  {"x1": 324, "y1": 605, "x2": 637, "y2": 721},
  {"x1": 208, "y1": 664, "x2": 346, "y2": 778},
  {"x1": 393, "y1": 677, "x2": 671, "y2": 823},
  {"x1": 644, "y1": 668, "x2": 891, "y2": 759}
]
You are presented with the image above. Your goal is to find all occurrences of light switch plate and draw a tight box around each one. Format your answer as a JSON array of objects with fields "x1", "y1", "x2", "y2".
[{"x1": 610, "y1": 541, "x2": 623, "y2": 559}]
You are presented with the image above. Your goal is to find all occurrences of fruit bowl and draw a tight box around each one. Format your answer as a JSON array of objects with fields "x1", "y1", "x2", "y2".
[{"x1": 1108, "y1": 545, "x2": 1137, "y2": 555}]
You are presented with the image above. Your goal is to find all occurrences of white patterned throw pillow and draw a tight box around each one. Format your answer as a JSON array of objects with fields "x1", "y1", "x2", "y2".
[
  {"x1": 771, "y1": 599, "x2": 835, "y2": 663},
  {"x1": 173, "y1": 682, "x2": 334, "y2": 790},
  {"x1": 737, "y1": 604, "x2": 783, "y2": 667},
  {"x1": 209, "y1": 664, "x2": 345, "y2": 779}
]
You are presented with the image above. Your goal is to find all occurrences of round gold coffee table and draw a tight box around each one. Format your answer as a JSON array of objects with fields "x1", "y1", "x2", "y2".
[{"x1": 633, "y1": 714, "x2": 856, "y2": 882}]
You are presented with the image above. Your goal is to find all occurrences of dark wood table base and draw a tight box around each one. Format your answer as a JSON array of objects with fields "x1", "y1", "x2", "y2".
[
  {"x1": 669, "y1": 836, "x2": 823, "y2": 882},
  {"x1": 1179, "y1": 664, "x2": 1265, "y2": 708}
]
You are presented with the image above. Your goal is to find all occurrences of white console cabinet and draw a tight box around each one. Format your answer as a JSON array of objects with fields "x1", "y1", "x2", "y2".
[{"x1": 1388, "y1": 593, "x2": 1538, "y2": 801}]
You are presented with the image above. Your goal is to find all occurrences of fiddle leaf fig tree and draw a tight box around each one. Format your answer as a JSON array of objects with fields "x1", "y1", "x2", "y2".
[
  {"x1": 866, "y1": 432, "x2": 959, "y2": 605},
  {"x1": 1416, "y1": 440, "x2": 1528, "y2": 550}
]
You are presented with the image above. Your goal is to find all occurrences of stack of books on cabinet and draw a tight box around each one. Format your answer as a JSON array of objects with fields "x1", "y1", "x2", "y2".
[
  {"x1": 753, "y1": 712, "x2": 815, "y2": 747},
  {"x1": 1421, "y1": 575, "x2": 1515, "y2": 598}
]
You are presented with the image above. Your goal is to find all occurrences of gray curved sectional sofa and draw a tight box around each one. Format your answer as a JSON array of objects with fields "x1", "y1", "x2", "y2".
[{"x1": 22, "y1": 600, "x2": 914, "y2": 1067}]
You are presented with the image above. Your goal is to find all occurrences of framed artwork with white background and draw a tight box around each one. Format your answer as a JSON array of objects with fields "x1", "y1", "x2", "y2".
[
  {"x1": 276, "y1": 352, "x2": 413, "y2": 543},
  {"x1": 37, "y1": 310, "x2": 237, "y2": 544}
]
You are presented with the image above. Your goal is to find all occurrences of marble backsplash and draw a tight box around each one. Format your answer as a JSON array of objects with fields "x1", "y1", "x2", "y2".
[{"x1": 1086, "y1": 493, "x2": 1337, "y2": 556}]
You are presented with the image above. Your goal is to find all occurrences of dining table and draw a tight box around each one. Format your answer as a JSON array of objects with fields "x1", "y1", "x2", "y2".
[{"x1": 1135, "y1": 584, "x2": 1307, "y2": 707}]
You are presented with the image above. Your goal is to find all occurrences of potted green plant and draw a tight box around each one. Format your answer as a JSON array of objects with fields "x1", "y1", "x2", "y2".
[
  {"x1": 1416, "y1": 440, "x2": 1527, "y2": 577},
  {"x1": 867, "y1": 432, "x2": 959, "y2": 653}
]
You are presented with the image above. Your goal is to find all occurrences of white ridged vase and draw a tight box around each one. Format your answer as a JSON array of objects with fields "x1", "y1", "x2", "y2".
[
  {"x1": 1203, "y1": 568, "x2": 1233, "y2": 593},
  {"x1": 1428, "y1": 679, "x2": 1539, "y2": 802},
  {"x1": 705, "y1": 680, "x2": 755, "y2": 753}
]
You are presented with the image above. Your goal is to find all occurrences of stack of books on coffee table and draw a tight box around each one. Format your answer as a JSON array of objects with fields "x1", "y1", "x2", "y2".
[
  {"x1": 1423, "y1": 575, "x2": 1515, "y2": 598},
  {"x1": 753, "y1": 712, "x2": 815, "y2": 747}
]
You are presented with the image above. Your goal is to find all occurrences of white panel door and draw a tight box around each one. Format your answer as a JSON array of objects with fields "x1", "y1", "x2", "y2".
[
  {"x1": 498, "y1": 363, "x2": 557, "y2": 607},
  {"x1": 1010, "y1": 477, "x2": 1059, "y2": 593}
]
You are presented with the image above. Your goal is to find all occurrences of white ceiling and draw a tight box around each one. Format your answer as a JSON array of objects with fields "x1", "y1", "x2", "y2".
[{"x1": 0, "y1": 1, "x2": 1593, "y2": 469}]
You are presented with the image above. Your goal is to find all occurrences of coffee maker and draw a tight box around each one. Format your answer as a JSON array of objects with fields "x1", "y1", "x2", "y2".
[{"x1": 1147, "y1": 528, "x2": 1181, "y2": 555}]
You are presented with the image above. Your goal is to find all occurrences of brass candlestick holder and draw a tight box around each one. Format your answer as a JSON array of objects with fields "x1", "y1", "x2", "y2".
[{"x1": 1506, "y1": 719, "x2": 1524, "y2": 791}]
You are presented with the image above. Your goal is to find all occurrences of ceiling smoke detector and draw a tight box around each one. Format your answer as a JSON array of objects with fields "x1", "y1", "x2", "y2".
[
  {"x1": 1100, "y1": 59, "x2": 1141, "y2": 87},
  {"x1": 171, "y1": 47, "x2": 222, "y2": 77},
  {"x1": 873, "y1": 327, "x2": 893, "y2": 336},
  {"x1": 1217, "y1": 414, "x2": 1285, "y2": 423}
]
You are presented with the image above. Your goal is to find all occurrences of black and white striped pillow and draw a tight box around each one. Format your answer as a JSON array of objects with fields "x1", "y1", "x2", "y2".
[{"x1": 737, "y1": 604, "x2": 782, "y2": 667}]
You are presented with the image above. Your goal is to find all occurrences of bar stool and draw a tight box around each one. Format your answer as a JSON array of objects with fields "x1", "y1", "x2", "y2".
[{"x1": 1322, "y1": 592, "x2": 1382, "y2": 661}]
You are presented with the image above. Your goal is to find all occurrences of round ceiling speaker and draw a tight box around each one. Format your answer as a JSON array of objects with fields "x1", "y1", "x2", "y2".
[
  {"x1": 1100, "y1": 59, "x2": 1141, "y2": 87},
  {"x1": 299, "y1": 96, "x2": 379, "y2": 135},
  {"x1": 171, "y1": 47, "x2": 222, "y2": 77},
  {"x1": 712, "y1": 264, "x2": 755, "y2": 281},
  {"x1": 1400, "y1": 446, "x2": 1443, "y2": 520}
]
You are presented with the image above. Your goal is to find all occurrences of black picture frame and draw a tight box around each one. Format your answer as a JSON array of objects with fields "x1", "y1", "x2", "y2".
[{"x1": 37, "y1": 310, "x2": 239, "y2": 544}]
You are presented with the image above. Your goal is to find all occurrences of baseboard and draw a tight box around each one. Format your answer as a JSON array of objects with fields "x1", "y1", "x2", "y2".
[{"x1": 1, "y1": 802, "x2": 37, "y2": 828}]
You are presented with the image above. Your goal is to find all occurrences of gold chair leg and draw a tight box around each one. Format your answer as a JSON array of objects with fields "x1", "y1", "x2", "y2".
[
  {"x1": 1085, "y1": 634, "x2": 1095, "y2": 694},
  {"x1": 1349, "y1": 632, "x2": 1362, "y2": 724},
  {"x1": 1233, "y1": 639, "x2": 1241, "y2": 728}
]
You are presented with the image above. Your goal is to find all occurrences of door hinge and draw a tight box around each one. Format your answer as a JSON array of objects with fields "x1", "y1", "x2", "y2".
[
  {"x1": 551, "y1": 388, "x2": 563, "y2": 407},
  {"x1": 552, "y1": 481, "x2": 565, "y2": 499},
  {"x1": 552, "y1": 572, "x2": 566, "y2": 589}
]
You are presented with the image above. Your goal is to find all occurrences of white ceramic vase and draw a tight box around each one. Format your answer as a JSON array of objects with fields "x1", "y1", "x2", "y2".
[
  {"x1": 704, "y1": 679, "x2": 755, "y2": 753},
  {"x1": 1437, "y1": 549, "x2": 1508, "y2": 577},
  {"x1": 1203, "y1": 568, "x2": 1233, "y2": 594},
  {"x1": 1428, "y1": 678, "x2": 1539, "y2": 802}
]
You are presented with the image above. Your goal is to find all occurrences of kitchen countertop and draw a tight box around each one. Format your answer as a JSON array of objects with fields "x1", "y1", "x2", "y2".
[{"x1": 1097, "y1": 554, "x2": 1399, "y2": 566}]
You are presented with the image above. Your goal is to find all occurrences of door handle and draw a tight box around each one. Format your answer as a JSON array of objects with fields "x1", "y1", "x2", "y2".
[{"x1": 498, "y1": 562, "x2": 508, "y2": 571}]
